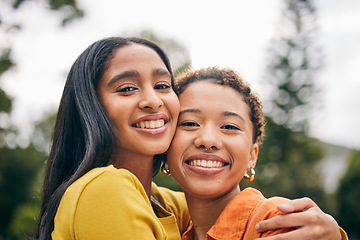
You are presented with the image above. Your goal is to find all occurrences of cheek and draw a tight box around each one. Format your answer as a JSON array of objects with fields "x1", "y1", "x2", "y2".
[
  {"x1": 168, "y1": 134, "x2": 193, "y2": 174},
  {"x1": 102, "y1": 102, "x2": 130, "y2": 130},
  {"x1": 229, "y1": 143, "x2": 252, "y2": 167},
  {"x1": 170, "y1": 130, "x2": 188, "y2": 149},
  {"x1": 167, "y1": 133, "x2": 185, "y2": 163},
  {"x1": 166, "y1": 94, "x2": 180, "y2": 117}
]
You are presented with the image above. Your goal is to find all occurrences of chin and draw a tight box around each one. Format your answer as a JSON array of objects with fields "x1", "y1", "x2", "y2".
[
  {"x1": 185, "y1": 186, "x2": 224, "y2": 199},
  {"x1": 145, "y1": 145, "x2": 168, "y2": 155}
]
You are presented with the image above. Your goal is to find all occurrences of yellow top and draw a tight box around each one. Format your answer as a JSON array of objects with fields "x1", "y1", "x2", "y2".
[{"x1": 52, "y1": 165, "x2": 190, "y2": 240}]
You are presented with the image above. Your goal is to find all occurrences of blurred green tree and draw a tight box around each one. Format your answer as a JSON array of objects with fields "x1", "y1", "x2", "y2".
[
  {"x1": 241, "y1": 0, "x2": 327, "y2": 210},
  {"x1": 0, "y1": 145, "x2": 45, "y2": 239},
  {"x1": 0, "y1": 0, "x2": 83, "y2": 239},
  {"x1": 336, "y1": 150, "x2": 360, "y2": 239},
  {"x1": 0, "y1": 49, "x2": 14, "y2": 120},
  {"x1": 264, "y1": 0, "x2": 322, "y2": 132},
  {"x1": 241, "y1": 118, "x2": 326, "y2": 208}
]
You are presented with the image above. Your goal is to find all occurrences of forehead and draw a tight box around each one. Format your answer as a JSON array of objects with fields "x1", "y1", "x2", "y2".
[
  {"x1": 109, "y1": 43, "x2": 166, "y2": 69},
  {"x1": 179, "y1": 80, "x2": 249, "y2": 114}
]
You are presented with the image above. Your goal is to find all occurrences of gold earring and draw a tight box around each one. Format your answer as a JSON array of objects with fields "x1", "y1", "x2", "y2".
[
  {"x1": 161, "y1": 162, "x2": 171, "y2": 176},
  {"x1": 244, "y1": 167, "x2": 255, "y2": 182}
]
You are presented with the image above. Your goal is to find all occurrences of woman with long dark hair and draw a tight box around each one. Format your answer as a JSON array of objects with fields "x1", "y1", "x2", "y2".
[{"x1": 36, "y1": 37, "x2": 188, "y2": 240}]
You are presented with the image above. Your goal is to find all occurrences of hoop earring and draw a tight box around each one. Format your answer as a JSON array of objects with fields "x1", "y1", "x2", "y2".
[
  {"x1": 161, "y1": 162, "x2": 171, "y2": 176},
  {"x1": 244, "y1": 167, "x2": 255, "y2": 182}
]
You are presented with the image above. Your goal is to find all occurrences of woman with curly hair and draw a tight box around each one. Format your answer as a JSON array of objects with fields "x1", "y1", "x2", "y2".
[{"x1": 166, "y1": 67, "x2": 346, "y2": 239}]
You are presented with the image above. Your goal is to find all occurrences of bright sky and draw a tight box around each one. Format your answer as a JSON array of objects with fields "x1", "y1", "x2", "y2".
[{"x1": 1, "y1": 0, "x2": 360, "y2": 150}]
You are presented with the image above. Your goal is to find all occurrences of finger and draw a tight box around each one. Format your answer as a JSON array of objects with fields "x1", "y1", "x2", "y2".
[
  {"x1": 255, "y1": 227, "x2": 315, "y2": 240},
  {"x1": 256, "y1": 211, "x2": 310, "y2": 232},
  {"x1": 277, "y1": 197, "x2": 317, "y2": 214}
]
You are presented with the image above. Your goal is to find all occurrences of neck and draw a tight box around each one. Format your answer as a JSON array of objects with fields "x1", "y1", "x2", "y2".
[
  {"x1": 185, "y1": 186, "x2": 240, "y2": 240},
  {"x1": 111, "y1": 152, "x2": 154, "y2": 199}
]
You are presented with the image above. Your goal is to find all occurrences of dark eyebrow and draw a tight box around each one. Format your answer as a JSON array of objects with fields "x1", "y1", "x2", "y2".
[
  {"x1": 153, "y1": 68, "x2": 171, "y2": 77},
  {"x1": 107, "y1": 68, "x2": 170, "y2": 87},
  {"x1": 107, "y1": 71, "x2": 139, "y2": 87},
  {"x1": 179, "y1": 108, "x2": 201, "y2": 116},
  {"x1": 222, "y1": 111, "x2": 245, "y2": 122}
]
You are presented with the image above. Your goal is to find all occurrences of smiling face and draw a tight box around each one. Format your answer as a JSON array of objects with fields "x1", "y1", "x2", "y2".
[
  {"x1": 97, "y1": 43, "x2": 180, "y2": 162},
  {"x1": 167, "y1": 80, "x2": 258, "y2": 200}
]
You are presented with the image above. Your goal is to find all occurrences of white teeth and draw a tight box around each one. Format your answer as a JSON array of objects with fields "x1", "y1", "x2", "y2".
[
  {"x1": 188, "y1": 160, "x2": 225, "y2": 168},
  {"x1": 135, "y1": 119, "x2": 165, "y2": 129}
]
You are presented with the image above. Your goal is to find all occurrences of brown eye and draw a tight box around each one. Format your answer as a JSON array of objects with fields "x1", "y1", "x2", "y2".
[
  {"x1": 154, "y1": 83, "x2": 171, "y2": 90},
  {"x1": 117, "y1": 86, "x2": 138, "y2": 93},
  {"x1": 179, "y1": 121, "x2": 199, "y2": 127},
  {"x1": 221, "y1": 124, "x2": 240, "y2": 130}
]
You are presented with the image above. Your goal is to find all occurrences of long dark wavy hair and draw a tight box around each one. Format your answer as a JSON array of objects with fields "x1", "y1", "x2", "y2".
[{"x1": 35, "y1": 37, "x2": 174, "y2": 240}]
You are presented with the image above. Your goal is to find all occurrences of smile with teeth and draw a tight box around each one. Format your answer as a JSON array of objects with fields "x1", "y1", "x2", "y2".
[
  {"x1": 135, "y1": 119, "x2": 165, "y2": 129},
  {"x1": 187, "y1": 160, "x2": 227, "y2": 168}
]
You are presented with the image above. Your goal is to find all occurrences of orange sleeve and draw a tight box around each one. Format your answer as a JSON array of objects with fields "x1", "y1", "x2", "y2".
[{"x1": 243, "y1": 196, "x2": 291, "y2": 239}]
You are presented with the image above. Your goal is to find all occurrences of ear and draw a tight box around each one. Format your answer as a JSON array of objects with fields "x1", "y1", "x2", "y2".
[{"x1": 248, "y1": 144, "x2": 259, "y2": 168}]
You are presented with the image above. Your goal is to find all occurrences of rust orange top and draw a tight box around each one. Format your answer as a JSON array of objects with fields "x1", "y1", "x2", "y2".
[{"x1": 182, "y1": 188, "x2": 291, "y2": 240}]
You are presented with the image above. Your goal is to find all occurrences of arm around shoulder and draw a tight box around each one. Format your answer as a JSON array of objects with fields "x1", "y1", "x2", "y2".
[{"x1": 246, "y1": 196, "x2": 291, "y2": 239}]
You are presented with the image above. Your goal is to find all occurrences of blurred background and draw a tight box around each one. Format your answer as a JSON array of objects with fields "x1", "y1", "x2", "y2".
[{"x1": 0, "y1": 0, "x2": 359, "y2": 239}]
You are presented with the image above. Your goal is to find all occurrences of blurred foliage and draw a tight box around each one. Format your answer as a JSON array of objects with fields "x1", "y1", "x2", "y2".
[
  {"x1": 0, "y1": 0, "x2": 82, "y2": 239},
  {"x1": 123, "y1": 30, "x2": 192, "y2": 77},
  {"x1": 8, "y1": 202, "x2": 41, "y2": 239},
  {"x1": 0, "y1": 145, "x2": 46, "y2": 239},
  {"x1": 0, "y1": 49, "x2": 15, "y2": 77},
  {"x1": 264, "y1": 0, "x2": 322, "y2": 132},
  {"x1": 0, "y1": 88, "x2": 12, "y2": 115},
  {"x1": 241, "y1": 118, "x2": 327, "y2": 209},
  {"x1": 7, "y1": 0, "x2": 83, "y2": 26},
  {"x1": 30, "y1": 112, "x2": 57, "y2": 153},
  {"x1": 0, "y1": 49, "x2": 14, "y2": 115},
  {"x1": 242, "y1": 0, "x2": 328, "y2": 211},
  {"x1": 0, "y1": 112, "x2": 53, "y2": 239},
  {"x1": 336, "y1": 150, "x2": 360, "y2": 239}
]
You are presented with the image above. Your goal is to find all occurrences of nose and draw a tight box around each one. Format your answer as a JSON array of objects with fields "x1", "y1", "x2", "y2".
[
  {"x1": 139, "y1": 87, "x2": 163, "y2": 110},
  {"x1": 194, "y1": 124, "x2": 222, "y2": 151}
]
